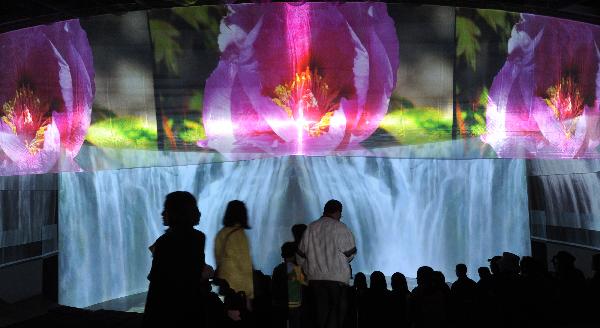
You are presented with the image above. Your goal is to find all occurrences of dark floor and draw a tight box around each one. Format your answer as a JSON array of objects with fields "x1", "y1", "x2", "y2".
[
  {"x1": 0, "y1": 300, "x2": 142, "y2": 328},
  {"x1": 0, "y1": 293, "x2": 145, "y2": 328}
]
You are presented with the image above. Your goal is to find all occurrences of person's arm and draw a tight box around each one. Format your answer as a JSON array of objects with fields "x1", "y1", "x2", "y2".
[
  {"x1": 198, "y1": 232, "x2": 214, "y2": 279},
  {"x1": 339, "y1": 226, "x2": 356, "y2": 262},
  {"x1": 147, "y1": 238, "x2": 166, "y2": 281},
  {"x1": 296, "y1": 227, "x2": 309, "y2": 269}
]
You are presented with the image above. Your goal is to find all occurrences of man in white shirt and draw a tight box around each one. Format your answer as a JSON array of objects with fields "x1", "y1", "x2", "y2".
[{"x1": 297, "y1": 200, "x2": 356, "y2": 328}]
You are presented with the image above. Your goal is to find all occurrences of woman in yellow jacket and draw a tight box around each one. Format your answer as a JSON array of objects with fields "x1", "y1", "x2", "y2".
[{"x1": 215, "y1": 200, "x2": 254, "y2": 305}]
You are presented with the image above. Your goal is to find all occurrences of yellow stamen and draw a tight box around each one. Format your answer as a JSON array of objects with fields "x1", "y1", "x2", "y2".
[
  {"x1": 1, "y1": 88, "x2": 50, "y2": 155},
  {"x1": 271, "y1": 67, "x2": 339, "y2": 137}
]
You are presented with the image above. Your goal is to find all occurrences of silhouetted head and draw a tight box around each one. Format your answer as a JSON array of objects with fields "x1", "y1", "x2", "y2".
[
  {"x1": 323, "y1": 199, "x2": 343, "y2": 220},
  {"x1": 456, "y1": 263, "x2": 468, "y2": 278},
  {"x1": 488, "y1": 256, "x2": 502, "y2": 275},
  {"x1": 520, "y1": 256, "x2": 538, "y2": 276},
  {"x1": 433, "y1": 271, "x2": 446, "y2": 287},
  {"x1": 223, "y1": 200, "x2": 250, "y2": 229},
  {"x1": 370, "y1": 271, "x2": 387, "y2": 291},
  {"x1": 162, "y1": 191, "x2": 201, "y2": 228},
  {"x1": 281, "y1": 241, "x2": 297, "y2": 260},
  {"x1": 291, "y1": 224, "x2": 307, "y2": 243},
  {"x1": 552, "y1": 251, "x2": 576, "y2": 271},
  {"x1": 391, "y1": 272, "x2": 408, "y2": 293},
  {"x1": 353, "y1": 272, "x2": 367, "y2": 290},
  {"x1": 416, "y1": 266, "x2": 434, "y2": 287},
  {"x1": 499, "y1": 252, "x2": 520, "y2": 274},
  {"x1": 478, "y1": 267, "x2": 491, "y2": 280}
]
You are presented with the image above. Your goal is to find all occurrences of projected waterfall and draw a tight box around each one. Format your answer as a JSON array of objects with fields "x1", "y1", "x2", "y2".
[{"x1": 59, "y1": 156, "x2": 530, "y2": 307}]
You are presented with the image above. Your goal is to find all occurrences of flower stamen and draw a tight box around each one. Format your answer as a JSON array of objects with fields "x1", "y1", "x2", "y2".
[
  {"x1": 272, "y1": 67, "x2": 340, "y2": 137},
  {"x1": 1, "y1": 88, "x2": 51, "y2": 154},
  {"x1": 544, "y1": 75, "x2": 585, "y2": 139}
]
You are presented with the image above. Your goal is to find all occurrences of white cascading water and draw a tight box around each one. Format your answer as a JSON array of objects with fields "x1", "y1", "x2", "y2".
[
  {"x1": 528, "y1": 159, "x2": 600, "y2": 234},
  {"x1": 59, "y1": 156, "x2": 530, "y2": 308}
]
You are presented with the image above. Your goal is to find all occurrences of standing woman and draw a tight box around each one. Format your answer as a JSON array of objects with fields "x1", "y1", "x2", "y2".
[
  {"x1": 215, "y1": 200, "x2": 254, "y2": 308},
  {"x1": 143, "y1": 191, "x2": 210, "y2": 327}
]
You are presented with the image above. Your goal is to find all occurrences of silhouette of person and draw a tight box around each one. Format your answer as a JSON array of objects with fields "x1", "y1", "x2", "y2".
[
  {"x1": 292, "y1": 224, "x2": 308, "y2": 246},
  {"x1": 551, "y1": 250, "x2": 586, "y2": 324},
  {"x1": 390, "y1": 272, "x2": 411, "y2": 328},
  {"x1": 350, "y1": 272, "x2": 368, "y2": 328},
  {"x1": 297, "y1": 199, "x2": 356, "y2": 328},
  {"x1": 410, "y1": 266, "x2": 447, "y2": 328},
  {"x1": 587, "y1": 254, "x2": 600, "y2": 323},
  {"x1": 143, "y1": 191, "x2": 209, "y2": 327},
  {"x1": 215, "y1": 200, "x2": 254, "y2": 310},
  {"x1": 488, "y1": 256, "x2": 502, "y2": 276},
  {"x1": 494, "y1": 252, "x2": 524, "y2": 326},
  {"x1": 364, "y1": 271, "x2": 391, "y2": 328},
  {"x1": 474, "y1": 266, "x2": 494, "y2": 326},
  {"x1": 450, "y1": 264, "x2": 477, "y2": 327},
  {"x1": 273, "y1": 241, "x2": 306, "y2": 328},
  {"x1": 290, "y1": 223, "x2": 310, "y2": 328}
]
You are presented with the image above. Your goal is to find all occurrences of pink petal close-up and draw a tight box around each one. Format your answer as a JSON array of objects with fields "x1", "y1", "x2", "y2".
[
  {"x1": 0, "y1": 19, "x2": 94, "y2": 175},
  {"x1": 483, "y1": 14, "x2": 600, "y2": 158},
  {"x1": 201, "y1": 2, "x2": 399, "y2": 156}
]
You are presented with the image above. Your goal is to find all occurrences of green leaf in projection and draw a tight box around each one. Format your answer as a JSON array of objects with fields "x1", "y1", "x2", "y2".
[
  {"x1": 189, "y1": 90, "x2": 203, "y2": 113},
  {"x1": 149, "y1": 19, "x2": 182, "y2": 75},
  {"x1": 172, "y1": 7, "x2": 221, "y2": 51},
  {"x1": 179, "y1": 119, "x2": 206, "y2": 143},
  {"x1": 379, "y1": 107, "x2": 453, "y2": 144},
  {"x1": 456, "y1": 16, "x2": 481, "y2": 70},
  {"x1": 478, "y1": 86, "x2": 489, "y2": 107},
  {"x1": 172, "y1": 7, "x2": 218, "y2": 32},
  {"x1": 476, "y1": 9, "x2": 510, "y2": 33},
  {"x1": 86, "y1": 116, "x2": 157, "y2": 149}
]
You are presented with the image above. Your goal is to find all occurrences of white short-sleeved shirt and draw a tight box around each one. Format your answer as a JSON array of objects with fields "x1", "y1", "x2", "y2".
[{"x1": 297, "y1": 216, "x2": 356, "y2": 284}]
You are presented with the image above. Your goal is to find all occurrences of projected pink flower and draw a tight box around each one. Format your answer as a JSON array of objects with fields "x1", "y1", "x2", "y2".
[
  {"x1": 0, "y1": 20, "x2": 94, "y2": 174},
  {"x1": 483, "y1": 14, "x2": 600, "y2": 158},
  {"x1": 201, "y1": 2, "x2": 399, "y2": 155}
]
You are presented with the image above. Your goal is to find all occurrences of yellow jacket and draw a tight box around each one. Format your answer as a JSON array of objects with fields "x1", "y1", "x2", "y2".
[{"x1": 214, "y1": 226, "x2": 254, "y2": 299}]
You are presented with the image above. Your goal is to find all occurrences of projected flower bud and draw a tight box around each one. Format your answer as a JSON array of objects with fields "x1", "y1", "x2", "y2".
[
  {"x1": 200, "y1": 2, "x2": 399, "y2": 155},
  {"x1": 483, "y1": 14, "x2": 600, "y2": 158},
  {"x1": 0, "y1": 20, "x2": 94, "y2": 174}
]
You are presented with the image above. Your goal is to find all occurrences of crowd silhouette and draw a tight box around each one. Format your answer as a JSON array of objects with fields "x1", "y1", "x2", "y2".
[{"x1": 143, "y1": 192, "x2": 600, "y2": 328}]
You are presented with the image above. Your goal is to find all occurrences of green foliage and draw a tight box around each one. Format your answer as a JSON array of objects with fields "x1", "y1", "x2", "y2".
[
  {"x1": 478, "y1": 86, "x2": 489, "y2": 107},
  {"x1": 86, "y1": 116, "x2": 157, "y2": 149},
  {"x1": 380, "y1": 107, "x2": 453, "y2": 144},
  {"x1": 172, "y1": 6, "x2": 222, "y2": 51},
  {"x1": 189, "y1": 90, "x2": 203, "y2": 113},
  {"x1": 476, "y1": 9, "x2": 510, "y2": 33},
  {"x1": 179, "y1": 119, "x2": 206, "y2": 143},
  {"x1": 149, "y1": 20, "x2": 182, "y2": 75},
  {"x1": 172, "y1": 7, "x2": 218, "y2": 33},
  {"x1": 476, "y1": 9, "x2": 518, "y2": 53},
  {"x1": 456, "y1": 16, "x2": 481, "y2": 70},
  {"x1": 460, "y1": 87, "x2": 488, "y2": 136}
]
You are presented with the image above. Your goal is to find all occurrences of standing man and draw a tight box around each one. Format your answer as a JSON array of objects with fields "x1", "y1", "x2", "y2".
[{"x1": 297, "y1": 199, "x2": 357, "y2": 328}]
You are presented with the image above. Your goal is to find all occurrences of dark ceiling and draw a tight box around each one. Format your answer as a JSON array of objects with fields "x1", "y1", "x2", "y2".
[{"x1": 1, "y1": 0, "x2": 599, "y2": 33}]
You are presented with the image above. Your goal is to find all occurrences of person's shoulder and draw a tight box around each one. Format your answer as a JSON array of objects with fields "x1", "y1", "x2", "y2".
[
  {"x1": 192, "y1": 229, "x2": 206, "y2": 238},
  {"x1": 273, "y1": 262, "x2": 286, "y2": 274},
  {"x1": 154, "y1": 230, "x2": 171, "y2": 245},
  {"x1": 332, "y1": 219, "x2": 352, "y2": 232},
  {"x1": 190, "y1": 229, "x2": 206, "y2": 244},
  {"x1": 216, "y1": 227, "x2": 230, "y2": 237}
]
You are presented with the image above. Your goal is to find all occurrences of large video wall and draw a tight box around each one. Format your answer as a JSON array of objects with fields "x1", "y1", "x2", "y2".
[
  {"x1": 0, "y1": 1, "x2": 599, "y2": 308},
  {"x1": 1, "y1": 2, "x2": 599, "y2": 177}
]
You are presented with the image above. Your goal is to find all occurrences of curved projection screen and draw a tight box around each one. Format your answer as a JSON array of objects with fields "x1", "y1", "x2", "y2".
[{"x1": 1, "y1": 3, "x2": 599, "y2": 176}]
